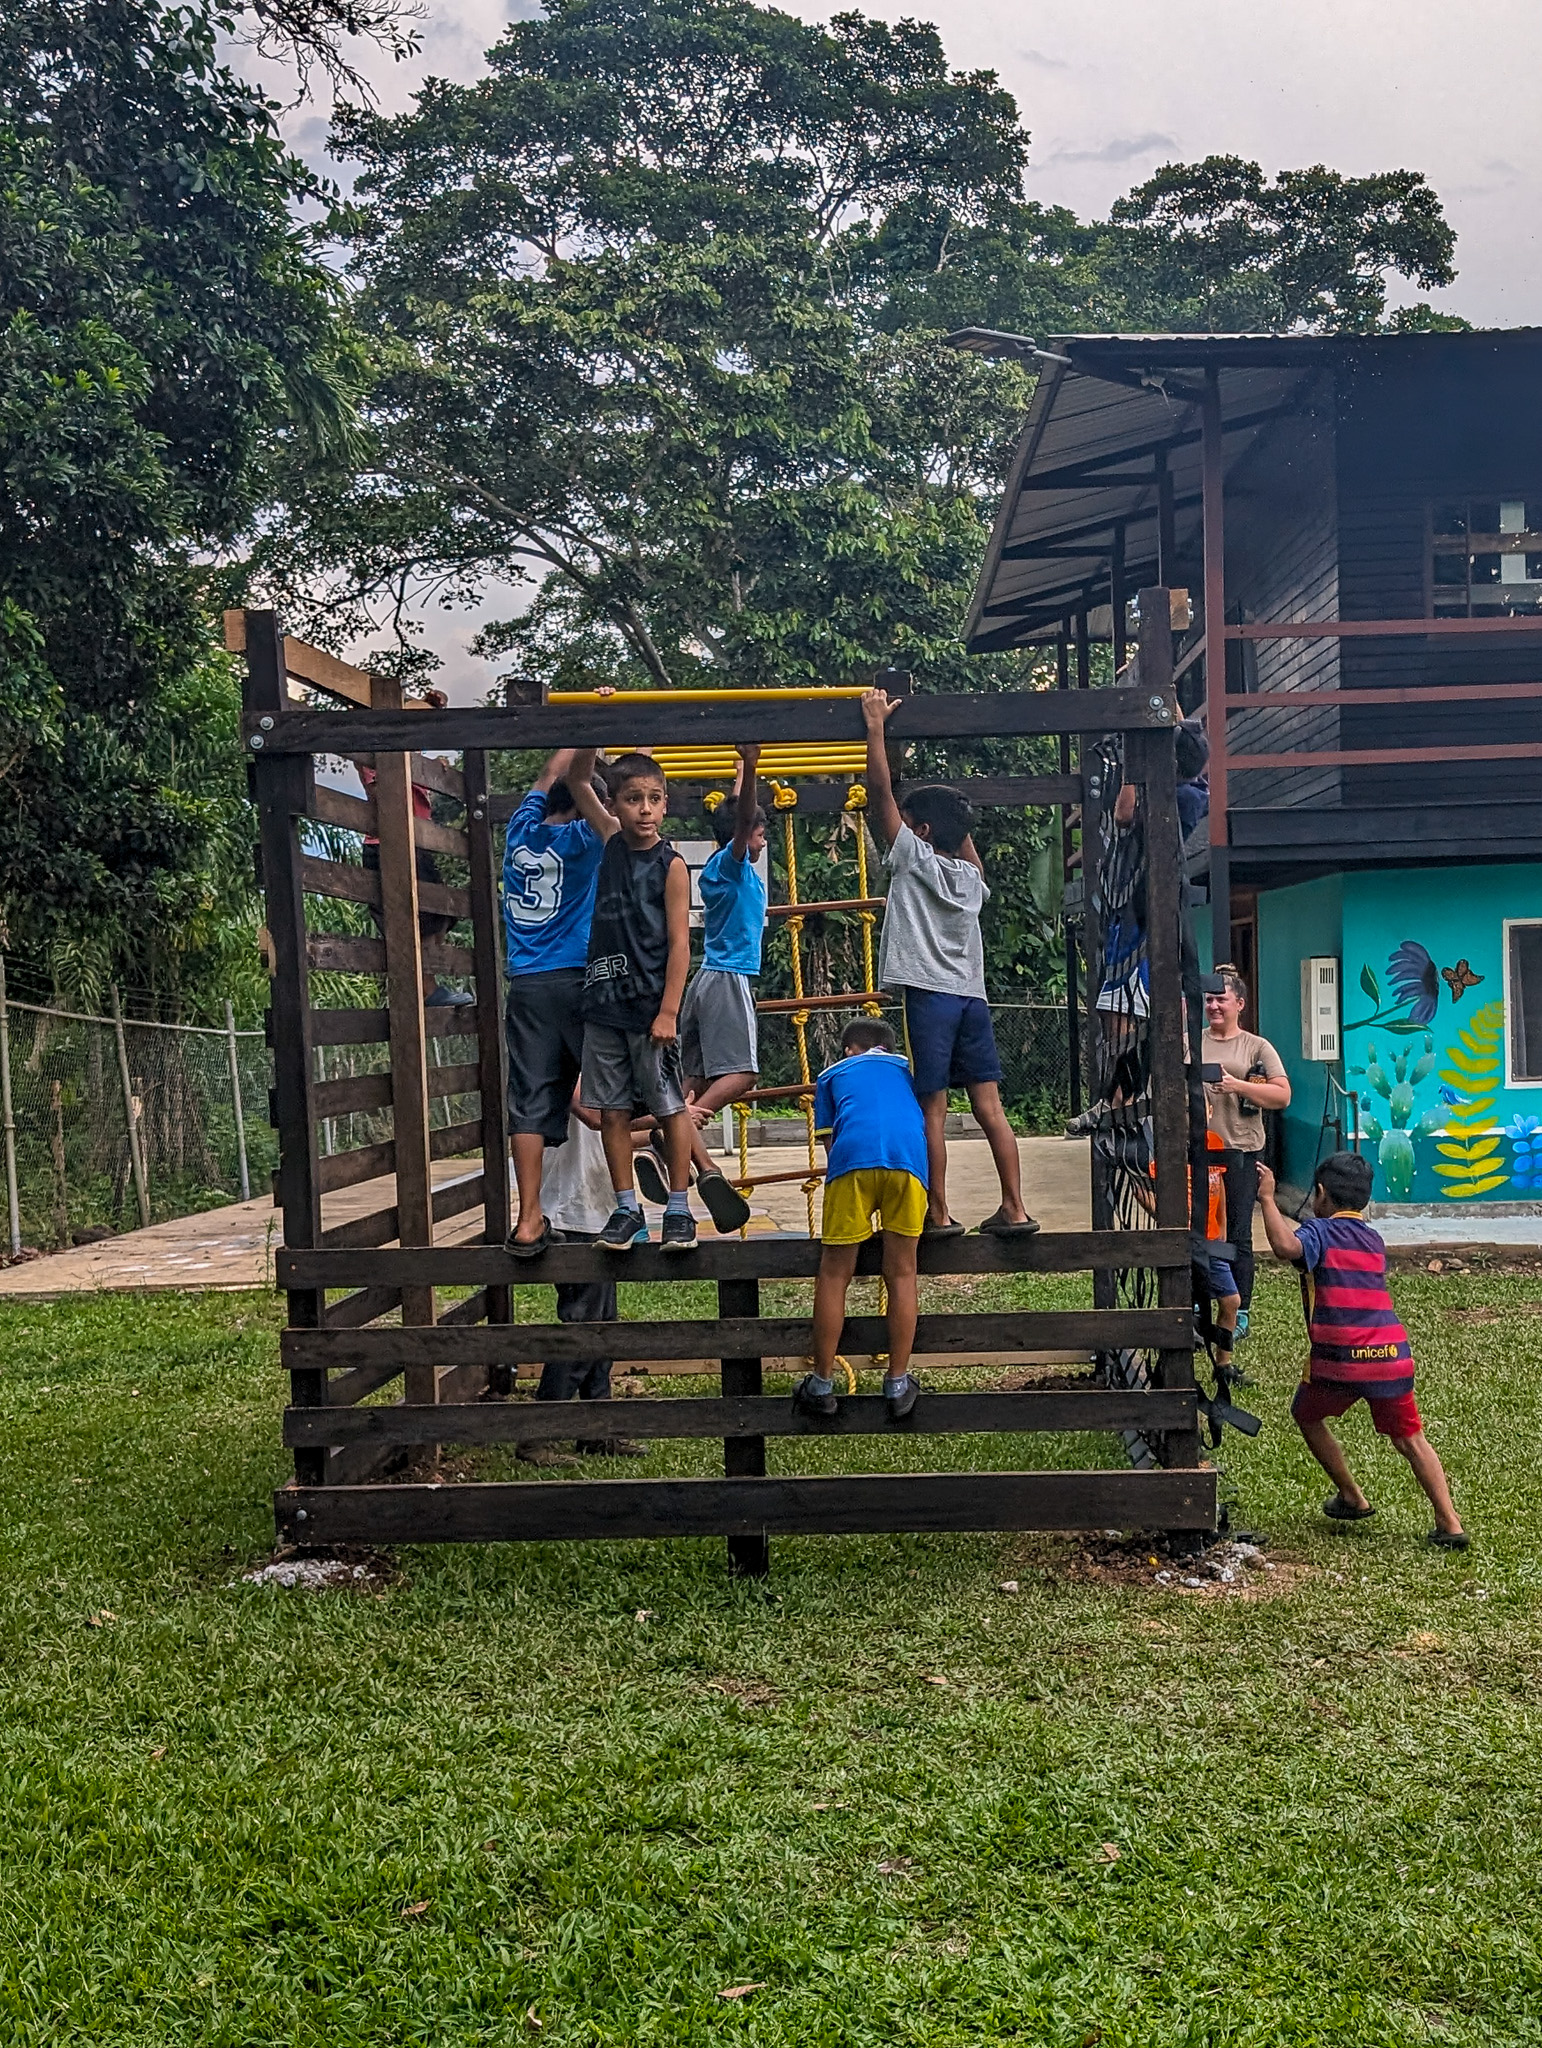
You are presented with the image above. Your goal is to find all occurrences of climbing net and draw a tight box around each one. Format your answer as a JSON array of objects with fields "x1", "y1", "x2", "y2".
[{"x1": 1083, "y1": 737, "x2": 1258, "y2": 1472}]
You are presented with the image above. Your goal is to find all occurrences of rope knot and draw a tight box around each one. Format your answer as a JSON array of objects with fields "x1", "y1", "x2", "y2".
[{"x1": 844, "y1": 783, "x2": 868, "y2": 811}]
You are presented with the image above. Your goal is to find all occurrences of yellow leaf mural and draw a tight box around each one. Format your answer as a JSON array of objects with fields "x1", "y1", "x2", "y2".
[{"x1": 1435, "y1": 999, "x2": 1506, "y2": 1199}]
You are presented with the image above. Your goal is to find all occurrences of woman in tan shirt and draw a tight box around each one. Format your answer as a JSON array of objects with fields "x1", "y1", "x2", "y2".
[{"x1": 1202, "y1": 965, "x2": 1290, "y2": 1336}]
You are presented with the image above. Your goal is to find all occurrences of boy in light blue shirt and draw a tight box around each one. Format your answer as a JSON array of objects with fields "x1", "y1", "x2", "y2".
[
  {"x1": 793, "y1": 1018, "x2": 927, "y2": 1423},
  {"x1": 637, "y1": 745, "x2": 762, "y2": 1232}
]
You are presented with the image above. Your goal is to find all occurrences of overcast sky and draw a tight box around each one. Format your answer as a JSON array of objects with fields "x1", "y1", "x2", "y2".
[{"x1": 272, "y1": 0, "x2": 1539, "y2": 694}]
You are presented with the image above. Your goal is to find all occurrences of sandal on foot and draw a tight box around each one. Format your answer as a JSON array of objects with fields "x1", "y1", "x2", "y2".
[
  {"x1": 506, "y1": 1220, "x2": 553, "y2": 1260},
  {"x1": 697, "y1": 1170, "x2": 752, "y2": 1233},
  {"x1": 978, "y1": 1206, "x2": 1041, "y2": 1237},
  {"x1": 1322, "y1": 1495, "x2": 1376, "y2": 1521},
  {"x1": 634, "y1": 1151, "x2": 670, "y2": 1205},
  {"x1": 921, "y1": 1213, "x2": 965, "y2": 1238},
  {"x1": 1427, "y1": 1528, "x2": 1470, "y2": 1550}
]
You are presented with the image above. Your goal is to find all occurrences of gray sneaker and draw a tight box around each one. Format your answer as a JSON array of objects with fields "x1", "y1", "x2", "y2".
[{"x1": 661, "y1": 1210, "x2": 698, "y2": 1253}]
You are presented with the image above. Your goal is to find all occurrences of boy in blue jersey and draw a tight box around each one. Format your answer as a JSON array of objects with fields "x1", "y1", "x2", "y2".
[
  {"x1": 637, "y1": 745, "x2": 760, "y2": 1233},
  {"x1": 502, "y1": 746, "x2": 609, "y2": 1256},
  {"x1": 794, "y1": 1018, "x2": 927, "y2": 1422}
]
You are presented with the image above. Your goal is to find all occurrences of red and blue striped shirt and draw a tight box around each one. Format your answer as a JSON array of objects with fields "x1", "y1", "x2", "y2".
[{"x1": 1296, "y1": 1214, "x2": 1414, "y2": 1395}]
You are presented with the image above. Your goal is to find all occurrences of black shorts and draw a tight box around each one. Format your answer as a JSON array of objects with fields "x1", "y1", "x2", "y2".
[{"x1": 505, "y1": 968, "x2": 586, "y2": 1144}]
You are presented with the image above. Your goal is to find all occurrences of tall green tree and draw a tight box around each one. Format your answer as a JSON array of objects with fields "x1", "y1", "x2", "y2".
[{"x1": 0, "y1": 0, "x2": 367, "y2": 1013}]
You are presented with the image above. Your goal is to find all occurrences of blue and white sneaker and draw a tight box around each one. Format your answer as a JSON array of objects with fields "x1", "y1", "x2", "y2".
[
  {"x1": 598, "y1": 1206, "x2": 649, "y2": 1252},
  {"x1": 1233, "y1": 1309, "x2": 1250, "y2": 1342}
]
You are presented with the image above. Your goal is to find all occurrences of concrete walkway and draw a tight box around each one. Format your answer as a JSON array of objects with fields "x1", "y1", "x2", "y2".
[{"x1": 0, "y1": 1138, "x2": 1094, "y2": 1297}]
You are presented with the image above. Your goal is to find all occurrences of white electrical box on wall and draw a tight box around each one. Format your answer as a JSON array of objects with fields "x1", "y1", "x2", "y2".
[{"x1": 1301, "y1": 956, "x2": 1341, "y2": 1061}]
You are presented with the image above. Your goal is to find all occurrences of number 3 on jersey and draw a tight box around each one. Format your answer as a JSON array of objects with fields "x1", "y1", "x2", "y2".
[{"x1": 506, "y1": 845, "x2": 564, "y2": 924}]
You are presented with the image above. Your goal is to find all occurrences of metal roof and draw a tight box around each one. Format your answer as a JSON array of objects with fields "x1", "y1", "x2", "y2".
[{"x1": 963, "y1": 330, "x2": 1542, "y2": 650}]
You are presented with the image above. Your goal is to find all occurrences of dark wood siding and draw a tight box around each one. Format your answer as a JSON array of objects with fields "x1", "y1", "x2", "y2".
[
  {"x1": 1224, "y1": 376, "x2": 1342, "y2": 811},
  {"x1": 1335, "y1": 346, "x2": 1542, "y2": 808}
]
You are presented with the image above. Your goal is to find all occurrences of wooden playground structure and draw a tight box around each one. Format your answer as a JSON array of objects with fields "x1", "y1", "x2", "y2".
[{"x1": 236, "y1": 597, "x2": 1215, "y2": 1574}]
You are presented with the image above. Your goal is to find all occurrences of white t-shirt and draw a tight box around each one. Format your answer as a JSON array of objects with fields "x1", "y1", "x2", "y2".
[
  {"x1": 877, "y1": 824, "x2": 988, "y2": 1000},
  {"x1": 540, "y1": 1114, "x2": 616, "y2": 1234}
]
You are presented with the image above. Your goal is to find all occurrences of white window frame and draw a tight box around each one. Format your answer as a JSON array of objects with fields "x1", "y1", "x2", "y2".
[{"x1": 1502, "y1": 917, "x2": 1542, "y2": 1087}]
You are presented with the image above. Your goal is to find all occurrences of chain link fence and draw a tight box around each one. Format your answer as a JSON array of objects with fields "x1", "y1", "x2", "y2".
[{"x1": 0, "y1": 976, "x2": 276, "y2": 1254}]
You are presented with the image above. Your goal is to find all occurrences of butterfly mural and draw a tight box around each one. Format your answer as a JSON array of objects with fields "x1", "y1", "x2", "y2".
[{"x1": 1440, "y1": 959, "x2": 1484, "y2": 1002}]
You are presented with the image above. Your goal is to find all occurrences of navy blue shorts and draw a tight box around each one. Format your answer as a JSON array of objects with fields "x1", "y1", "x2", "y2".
[
  {"x1": 1205, "y1": 1254, "x2": 1238, "y2": 1300},
  {"x1": 902, "y1": 987, "x2": 1002, "y2": 1097}
]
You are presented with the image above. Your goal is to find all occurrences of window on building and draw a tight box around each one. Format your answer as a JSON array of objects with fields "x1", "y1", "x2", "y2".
[
  {"x1": 1507, "y1": 922, "x2": 1542, "y2": 1083},
  {"x1": 1430, "y1": 499, "x2": 1542, "y2": 617}
]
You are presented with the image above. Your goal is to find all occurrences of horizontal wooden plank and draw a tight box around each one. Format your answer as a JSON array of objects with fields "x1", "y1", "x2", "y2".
[
  {"x1": 1223, "y1": 681, "x2": 1542, "y2": 710},
  {"x1": 318, "y1": 1169, "x2": 487, "y2": 1251},
  {"x1": 324, "y1": 1286, "x2": 401, "y2": 1331},
  {"x1": 766, "y1": 897, "x2": 885, "y2": 918},
  {"x1": 1229, "y1": 743, "x2": 1542, "y2": 769},
  {"x1": 301, "y1": 856, "x2": 470, "y2": 920},
  {"x1": 323, "y1": 1359, "x2": 403, "y2": 1405},
  {"x1": 311, "y1": 784, "x2": 376, "y2": 836},
  {"x1": 430, "y1": 1120, "x2": 483, "y2": 1161},
  {"x1": 284, "y1": 635, "x2": 375, "y2": 706},
  {"x1": 318, "y1": 1139, "x2": 395, "y2": 1193},
  {"x1": 1225, "y1": 617, "x2": 1542, "y2": 639},
  {"x1": 275, "y1": 1467, "x2": 1217, "y2": 1543},
  {"x1": 314, "y1": 1071, "x2": 392, "y2": 1119},
  {"x1": 305, "y1": 935, "x2": 477, "y2": 976},
  {"x1": 277, "y1": 1228, "x2": 1191, "y2": 1288},
  {"x1": 309, "y1": 1007, "x2": 481, "y2": 1047},
  {"x1": 286, "y1": 1387, "x2": 1197, "y2": 1447},
  {"x1": 409, "y1": 752, "x2": 467, "y2": 801},
  {"x1": 758, "y1": 992, "x2": 893, "y2": 1013},
  {"x1": 252, "y1": 688, "x2": 1178, "y2": 757},
  {"x1": 427, "y1": 1062, "x2": 481, "y2": 1103},
  {"x1": 438, "y1": 1287, "x2": 493, "y2": 1328},
  {"x1": 282, "y1": 1307, "x2": 1193, "y2": 1369}
]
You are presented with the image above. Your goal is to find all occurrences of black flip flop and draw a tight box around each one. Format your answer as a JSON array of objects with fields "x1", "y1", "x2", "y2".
[
  {"x1": 921, "y1": 1214, "x2": 965, "y2": 1238},
  {"x1": 1322, "y1": 1495, "x2": 1376, "y2": 1521},
  {"x1": 634, "y1": 1151, "x2": 669, "y2": 1205},
  {"x1": 1427, "y1": 1528, "x2": 1471, "y2": 1550},
  {"x1": 506, "y1": 1220, "x2": 553, "y2": 1260},
  {"x1": 697, "y1": 1170, "x2": 752, "y2": 1233},
  {"x1": 978, "y1": 1206, "x2": 1042, "y2": 1237}
]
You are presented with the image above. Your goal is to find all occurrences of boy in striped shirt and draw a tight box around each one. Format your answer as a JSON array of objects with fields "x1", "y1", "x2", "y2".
[{"x1": 1257, "y1": 1152, "x2": 1467, "y2": 1548}]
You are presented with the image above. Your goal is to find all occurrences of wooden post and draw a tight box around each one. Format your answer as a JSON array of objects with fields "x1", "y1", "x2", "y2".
[
  {"x1": 1056, "y1": 628, "x2": 1081, "y2": 1117},
  {"x1": 0, "y1": 956, "x2": 20, "y2": 1255},
  {"x1": 1201, "y1": 368, "x2": 1231, "y2": 955},
  {"x1": 225, "y1": 998, "x2": 251, "y2": 1202},
  {"x1": 244, "y1": 608, "x2": 328, "y2": 1480},
  {"x1": 109, "y1": 985, "x2": 150, "y2": 1229},
  {"x1": 1155, "y1": 445, "x2": 1176, "y2": 586},
  {"x1": 1111, "y1": 525, "x2": 1127, "y2": 672},
  {"x1": 1075, "y1": 608, "x2": 1092, "y2": 691},
  {"x1": 464, "y1": 748, "x2": 512, "y2": 1340},
  {"x1": 371, "y1": 678, "x2": 438, "y2": 1392},
  {"x1": 1127, "y1": 598, "x2": 1201, "y2": 1474},
  {"x1": 719, "y1": 1276, "x2": 768, "y2": 1577}
]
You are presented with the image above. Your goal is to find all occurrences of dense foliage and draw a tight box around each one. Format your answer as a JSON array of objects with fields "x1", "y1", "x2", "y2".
[{"x1": 0, "y1": 0, "x2": 363, "y2": 1015}]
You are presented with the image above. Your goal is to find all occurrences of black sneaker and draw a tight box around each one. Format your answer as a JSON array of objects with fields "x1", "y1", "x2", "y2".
[
  {"x1": 697, "y1": 1170, "x2": 752, "y2": 1233},
  {"x1": 885, "y1": 1373, "x2": 921, "y2": 1420},
  {"x1": 793, "y1": 1374, "x2": 839, "y2": 1418},
  {"x1": 661, "y1": 1210, "x2": 698, "y2": 1253},
  {"x1": 598, "y1": 1206, "x2": 649, "y2": 1252}
]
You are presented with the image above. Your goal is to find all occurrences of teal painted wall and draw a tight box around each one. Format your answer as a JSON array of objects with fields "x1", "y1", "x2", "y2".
[
  {"x1": 1253, "y1": 863, "x2": 1542, "y2": 1205},
  {"x1": 1254, "y1": 876, "x2": 1344, "y2": 1192}
]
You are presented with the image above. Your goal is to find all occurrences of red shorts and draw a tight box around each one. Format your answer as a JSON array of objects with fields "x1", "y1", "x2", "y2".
[{"x1": 1292, "y1": 1379, "x2": 1422, "y2": 1439}]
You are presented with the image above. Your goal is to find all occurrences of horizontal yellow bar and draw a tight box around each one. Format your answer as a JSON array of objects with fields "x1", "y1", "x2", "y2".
[{"x1": 549, "y1": 687, "x2": 871, "y2": 704}]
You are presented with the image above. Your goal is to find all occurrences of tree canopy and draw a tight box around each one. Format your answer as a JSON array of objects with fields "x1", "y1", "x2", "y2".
[{"x1": 0, "y1": 0, "x2": 365, "y2": 1009}]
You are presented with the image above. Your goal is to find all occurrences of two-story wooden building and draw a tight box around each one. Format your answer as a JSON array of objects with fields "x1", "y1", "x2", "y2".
[{"x1": 965, "y1": 330, "x2": 1542, "y2": 1208}]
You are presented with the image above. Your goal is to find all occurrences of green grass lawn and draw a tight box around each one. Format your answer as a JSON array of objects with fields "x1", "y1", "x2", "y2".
[{"x1": 3, "y1": 1268, "x2": 1541, "y2": 2045}]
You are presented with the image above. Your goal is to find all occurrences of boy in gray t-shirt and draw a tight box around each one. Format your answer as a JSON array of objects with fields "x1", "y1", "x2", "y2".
[{"x1": 862, "y1": 689, "x2": 1039, "y2": 1239}]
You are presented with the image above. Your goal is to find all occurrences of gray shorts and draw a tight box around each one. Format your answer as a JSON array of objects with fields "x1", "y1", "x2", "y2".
[
  {"x1": 679, "y1": 969, "x2": 758, "y2": 1081},
  {"x1": 580, "y1": 1021, "x2": 689, "y2": 1119},
  {"x1": 505, "y1": 968, "x2": 586, "y2": 1143}
]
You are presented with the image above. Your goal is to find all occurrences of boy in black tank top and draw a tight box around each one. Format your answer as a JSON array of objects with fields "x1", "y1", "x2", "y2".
[{"x1": 569, "y1": 751, "x2": 698, "y2": 1251}]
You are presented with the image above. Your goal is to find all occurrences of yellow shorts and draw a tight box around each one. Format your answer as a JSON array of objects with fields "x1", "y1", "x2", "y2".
[{"x1": 821, "y1": 1168, "x2": 927, "y2": 1245}]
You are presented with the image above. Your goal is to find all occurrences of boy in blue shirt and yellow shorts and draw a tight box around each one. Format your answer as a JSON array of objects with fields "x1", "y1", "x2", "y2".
[{"x1": 794, "y1": 1018, "x2": 928, "y2": 1421}]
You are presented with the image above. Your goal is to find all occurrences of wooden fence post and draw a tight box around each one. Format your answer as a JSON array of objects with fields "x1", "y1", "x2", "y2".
[
  {"x1": 371, "y1": 677, "x2": 438, "y2": 1394},
  {"x1": 109, "y1": 985, "x2": 151, "y2": 1230},
  {"x1": 464, "y1": 747, "x2": 512, "y2": 1343},
  {"x1": 719, "y1": 1275, "x2": 768, "y2": 1578}
]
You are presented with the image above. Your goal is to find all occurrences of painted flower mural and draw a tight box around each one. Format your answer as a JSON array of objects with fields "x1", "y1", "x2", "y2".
[
  {"x1": 1504, "y1": 1114, "x2": 1542, "y2": 1190},
  {"x1": 1386, "y1": 940, "x2": 1440, "y2": 1026},
  {"x1": 1359, "y1": 1034, "x2": 1441, "y2": 1201}
]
